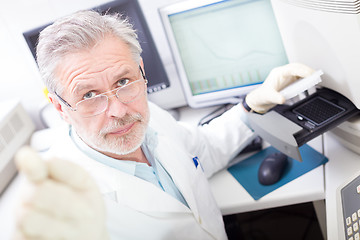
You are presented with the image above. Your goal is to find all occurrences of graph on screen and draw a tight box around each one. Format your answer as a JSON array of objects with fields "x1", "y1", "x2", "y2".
[{"x1": 168, "y1": 0, "x2": 288, "y2": 96}]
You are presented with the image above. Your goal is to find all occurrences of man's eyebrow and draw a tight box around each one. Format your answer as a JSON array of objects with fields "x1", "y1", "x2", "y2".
[
  {"x1": 112, "y1": 68, "x2": 131, "y2": 80},
  {"x1": 73, "y1": 83, "x2": 95, "y2": 95},
  {"x1": 73, "y1": 67, "x2": 133, "y2": 94}
]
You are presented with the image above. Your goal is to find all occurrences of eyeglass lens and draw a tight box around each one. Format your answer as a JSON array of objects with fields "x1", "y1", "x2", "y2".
[{"x1": 76, "y1": 79, "x2": 145, "y2": 117}]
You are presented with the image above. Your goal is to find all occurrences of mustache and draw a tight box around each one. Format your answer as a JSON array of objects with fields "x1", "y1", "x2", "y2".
[{"x1": 99, "y1": 113, "x2": 144, "y2": 135}]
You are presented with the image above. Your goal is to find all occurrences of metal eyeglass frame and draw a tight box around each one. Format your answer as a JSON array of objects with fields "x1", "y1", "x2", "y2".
[{"x1": 54, "y1": 65, "x2": 147, "y2": 117}]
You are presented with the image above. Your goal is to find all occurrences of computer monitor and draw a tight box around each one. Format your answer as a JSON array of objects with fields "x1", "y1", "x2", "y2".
[
  {"x1": 23, "y1": 0, "x2": 170, "y2": 95},
  {"x1": 160, "y1": 0, "x2": 288, "y2": 108}
]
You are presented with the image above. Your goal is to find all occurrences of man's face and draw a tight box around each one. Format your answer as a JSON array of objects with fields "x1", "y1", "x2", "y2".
[{"x1": 52, "y1": 35, "x2": 149, "y2": 158}]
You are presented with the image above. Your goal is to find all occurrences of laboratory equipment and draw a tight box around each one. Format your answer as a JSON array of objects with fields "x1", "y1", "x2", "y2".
[
  {"x1": 337, "y1": 171, "x2": 360, "y2": 240},
  {"x1": 270, "y1": 0, "x2": 360, "y2": 155},
  {"x1": 0, "y1": 100, "x2": 35, "y2": 194},
  {"x1": 160, "y1": 0, "x2": 288, "y2": 108},
  {"x1": 242, "y1": 0, "x2": 360, "y2": 161}
]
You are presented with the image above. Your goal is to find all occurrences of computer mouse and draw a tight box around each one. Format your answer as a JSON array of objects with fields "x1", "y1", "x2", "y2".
[{"x1": 258, "y1": 152, "x2": 288, "y2": 186}]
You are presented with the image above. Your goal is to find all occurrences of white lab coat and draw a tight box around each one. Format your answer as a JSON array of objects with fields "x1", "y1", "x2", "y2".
[{"x1": 44, "y1": 102, "x2": 254, "y2": 240}]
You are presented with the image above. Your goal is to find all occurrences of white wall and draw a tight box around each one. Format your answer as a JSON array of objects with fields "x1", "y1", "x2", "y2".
[{"x1": 0, "y1": 0, "x2": 111, "y2": 129}]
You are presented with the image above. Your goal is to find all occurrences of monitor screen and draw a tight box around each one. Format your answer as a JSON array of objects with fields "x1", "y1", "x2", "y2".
[
  {"x1": 160, "y1": 0, "x2": 288, "y2": 108},
  {"x1": 23, "y1": 0, "x2": 170, "y2": 94}
]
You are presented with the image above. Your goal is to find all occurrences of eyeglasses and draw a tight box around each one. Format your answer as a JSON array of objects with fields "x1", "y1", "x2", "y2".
[{"x1": 55, "y1": 66, "x2": 148, "y2": 117}]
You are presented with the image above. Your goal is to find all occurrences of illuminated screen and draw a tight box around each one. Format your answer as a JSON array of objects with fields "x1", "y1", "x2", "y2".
[{"x1": 164, "y1": 0, "x2": 288, "y2": 103}]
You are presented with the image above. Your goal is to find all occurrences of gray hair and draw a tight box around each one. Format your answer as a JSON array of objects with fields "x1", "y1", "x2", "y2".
[{"x1": 36, "y1": 10, "x2": 142, "y2": 94}]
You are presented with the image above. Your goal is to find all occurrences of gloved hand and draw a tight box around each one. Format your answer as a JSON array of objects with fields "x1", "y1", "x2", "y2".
[
  {"x1": 244, "y1": 63, "x2": 315, "y2": 114},
  {"x1": 13, "y1": 146, "x2": 109, "y2": 240}
]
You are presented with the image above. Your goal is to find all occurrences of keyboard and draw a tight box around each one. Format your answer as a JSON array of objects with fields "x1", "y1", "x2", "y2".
[{"x1": 340, "y1": 174, "x2": 360, "y2": 240}]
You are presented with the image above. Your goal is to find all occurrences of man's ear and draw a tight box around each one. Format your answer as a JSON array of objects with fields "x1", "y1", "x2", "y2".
[
  {"x1": 140, "y1": 58, "x2": 145, "y2": 76},
  {"x1": 48, "y1": 93, "x2": 71, "y2": 124}
]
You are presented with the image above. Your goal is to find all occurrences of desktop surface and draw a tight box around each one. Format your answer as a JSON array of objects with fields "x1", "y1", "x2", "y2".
[{"x1": 209, "y1": 141, "x2": 325, "y2": 215}]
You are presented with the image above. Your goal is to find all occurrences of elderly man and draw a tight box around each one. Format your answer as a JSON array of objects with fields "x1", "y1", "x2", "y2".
[{"x1": 14, "y1": 10, "x2": 314, "y2": 240}]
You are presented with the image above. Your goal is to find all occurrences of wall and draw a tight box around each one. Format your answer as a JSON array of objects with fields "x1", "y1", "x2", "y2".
[{"x1": 0, "y1": 0, "x2": 109, "y2": 129}]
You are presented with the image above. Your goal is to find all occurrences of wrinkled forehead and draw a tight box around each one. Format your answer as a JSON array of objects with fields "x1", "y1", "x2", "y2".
[{"x1": 54, "y1": 36, "x2": 140, "y2": 92}]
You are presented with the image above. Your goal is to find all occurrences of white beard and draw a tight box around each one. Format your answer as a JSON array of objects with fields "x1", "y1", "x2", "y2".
[{"x1": 74, "y1": 111, "x2": 149, "y2": 156}]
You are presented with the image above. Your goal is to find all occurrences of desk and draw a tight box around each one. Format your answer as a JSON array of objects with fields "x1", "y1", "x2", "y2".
[
  {"x1": 209, "y1": 161, "x2": 324, "y2": 215},
  {"x1": 179, "y1": 106, "x2": 325, "y2": 213}
]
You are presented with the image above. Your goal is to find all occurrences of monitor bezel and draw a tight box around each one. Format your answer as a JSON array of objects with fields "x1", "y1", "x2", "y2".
[{"x1": 160, "y1": 0, "x2": 283, "y2": 108}]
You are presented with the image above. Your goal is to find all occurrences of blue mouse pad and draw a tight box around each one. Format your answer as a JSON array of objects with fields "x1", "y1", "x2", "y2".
[{"x1": 228, "y1": 144, "x2": 328, "y2": 200}]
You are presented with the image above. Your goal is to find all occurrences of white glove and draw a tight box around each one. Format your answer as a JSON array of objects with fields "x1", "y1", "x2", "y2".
[
  {"x1": 13, "y1": 146, "x2": 109, "y2": 240},
  {"x1": 244, "y1": 63, "x2": 315, "y2": 114}
]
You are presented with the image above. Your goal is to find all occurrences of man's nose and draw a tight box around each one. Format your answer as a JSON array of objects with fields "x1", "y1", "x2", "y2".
[{"x1": 105, "y1": 94, "x2": 127, "y2": 118}]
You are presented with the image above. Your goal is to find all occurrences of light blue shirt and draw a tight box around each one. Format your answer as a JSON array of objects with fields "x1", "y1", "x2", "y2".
[{"x1": 69, "y1": 126, "x2": 188, "y2": 207}]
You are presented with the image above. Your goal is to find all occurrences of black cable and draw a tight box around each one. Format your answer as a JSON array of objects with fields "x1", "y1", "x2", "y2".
[{"x1": 197, "y1": 104, "x2": 234, "y2": 126}]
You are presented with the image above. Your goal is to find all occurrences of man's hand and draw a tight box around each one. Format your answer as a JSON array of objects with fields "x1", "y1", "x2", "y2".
[
  {"x1": 13, "y1": 146, "x2": 109, "y2": 240},
  {"x1": 245, "y1": 63, "x2": 315, "y2": 114}
]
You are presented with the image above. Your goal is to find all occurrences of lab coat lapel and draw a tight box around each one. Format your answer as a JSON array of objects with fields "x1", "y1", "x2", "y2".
[
  {"x1": 154, "y1": 133, "x2": 226, "y2": 240},
  {"x1": 58, "y1": 130, "x2": 191, "y2": 215},
  {"x1": 110, "y1": 166, "x2": 191, "y2": 215},
  {"x1": 154, "y1": 134, "x2": 201, "y2": 222}
]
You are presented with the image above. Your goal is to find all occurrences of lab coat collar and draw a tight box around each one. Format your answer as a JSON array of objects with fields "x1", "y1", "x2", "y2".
[
  {"x1": 101, "y1": 127, "x2": 201, "y2": 218},
  {"x1": 153, "y1": 133, "x2": 201, "y2": 222},
  {"x1": 112, "y1": 167, "x2": 192, "y2": 215},
  {"x1": 151, "y1": 130, "x2": 223, "y2": 240},
  {"x1": 110, "y1": 127, "x2": 195, "y2": 215},
  {"x1": 69, "y1": 126, "x2": 192, "y2": 214},
  {"x1": 48, "y1": 110, "x2": 223, "y2": 239}
]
